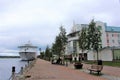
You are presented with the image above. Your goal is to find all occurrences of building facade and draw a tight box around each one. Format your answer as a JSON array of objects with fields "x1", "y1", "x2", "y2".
[{"x1": 66, "y1": 21, "x2": 120, "y2": 61}]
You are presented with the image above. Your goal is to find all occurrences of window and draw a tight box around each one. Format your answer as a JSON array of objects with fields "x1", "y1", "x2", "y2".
[
  {"x1": 112, "y1": 34, "x2": 114, "y2": 37},
  {"x1": 112, "y1": 40, "x2": 114, "y2": 43},
  {"x1": 107, "y1": 40, "x2": 109, "y2": 43},
  {"x1": 73, "y1": 41, "x2": 77, "y2": 53},
  {"x1": 118, "y1": 40, "x2": 120, "y2": 44},
  {"x1": 118, "y1": 34, "x2": 120, "y2": 37},
  {"x1": 106, "y1": 33, "x2": 108, "y2": 37}
]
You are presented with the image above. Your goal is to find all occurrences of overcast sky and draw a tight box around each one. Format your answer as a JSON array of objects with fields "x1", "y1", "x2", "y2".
[{"x1": 0, "y1": 0, "x2": 120, "y2": 56}]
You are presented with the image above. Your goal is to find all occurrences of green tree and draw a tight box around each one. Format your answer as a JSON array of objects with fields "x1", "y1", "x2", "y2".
[
  {"x1": 40, "y1": 51, "x2": 45, "y2": 59},
  {"x1": 51, "y1": 43, "x2": 56, "y2": 56},
  {"x1": 59, "y1": 26, "x2": 68, "y2": 56},
  {"x1": 53, "y1": 35, "x2": 63, "y2": 56},
  {"x1": 78, "y1": 27, "x2": 88, "y2": 59},
  {"x1": 87, "y1": 19, "x2": 102, "y2": 60},
  {"x1": 51, "y1": 26, "x2": 67, "y2": 57},
  {"x1": 45, "y1": 46, "x2": 52, "y2": 61}
]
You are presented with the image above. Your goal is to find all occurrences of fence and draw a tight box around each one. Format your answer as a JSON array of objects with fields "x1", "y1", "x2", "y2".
[{"x1": 8, "y1": 60, "x2": 36, "y2": 80}]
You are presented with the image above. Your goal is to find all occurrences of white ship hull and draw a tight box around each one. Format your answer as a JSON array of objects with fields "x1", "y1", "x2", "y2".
[
  {"x1": 19, "y1": 52, "x2": 37, "y2": 61},
  {"x1": 18, "y1": 42, "x2": 38, "y2": 61}
]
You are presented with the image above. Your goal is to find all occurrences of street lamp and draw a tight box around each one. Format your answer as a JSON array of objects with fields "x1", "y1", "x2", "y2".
[
  {"x1": 112, "y1": 46, "x2": 115, "y2": 61},
  {"x1": 39, "y1": 48, "x2": 41, "y2": 54},
  {"x1": 39, "y1": 48, "x2": 41, "y2": 58},
  {"x1": 95, "y1": 32, "x2": 99, "y2": 61}
]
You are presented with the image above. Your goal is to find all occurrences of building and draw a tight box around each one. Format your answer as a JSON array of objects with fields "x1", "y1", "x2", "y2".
[{"x1": 66, "y1": 21, "x2": 120, "y2": 61}]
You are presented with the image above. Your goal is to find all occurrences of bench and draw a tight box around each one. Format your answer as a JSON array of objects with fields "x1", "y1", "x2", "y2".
[{"x1": 87, "y1": 64, "x2": 103, "y2": 75}]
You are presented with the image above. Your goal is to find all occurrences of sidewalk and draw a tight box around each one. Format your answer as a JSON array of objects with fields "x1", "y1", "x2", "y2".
[
  {"x1": 25, "y1": 59, "x2": 108, "y2": 80},
  {"x1": 67, "y1": 62, "x2": 120, "y2": 80}
]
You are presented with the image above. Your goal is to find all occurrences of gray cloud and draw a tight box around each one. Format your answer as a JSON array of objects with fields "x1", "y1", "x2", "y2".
[{"x1": 0, "y1": 0, "x2": 120, "y2": 55}]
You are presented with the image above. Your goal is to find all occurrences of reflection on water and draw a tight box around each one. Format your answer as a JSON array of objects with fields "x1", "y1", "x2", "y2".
[{"x1": 0, "y1": 58, "x2": 27, "y2": 80}]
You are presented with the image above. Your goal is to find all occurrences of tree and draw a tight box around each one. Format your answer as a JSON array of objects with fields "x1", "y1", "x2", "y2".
[
  {"x1": 51, "y1": 26, "x2": 67, "y2": 57},
  {"x1": 39, "y1": 51, "x2": 45, "y2": 59},
  {"x1": 78, "y1": 27, "x2": 88, "y2": 60},
  {"x1": 59, "y1": 26, "x2": 68, "y2": 56},
  {"x1": 45, "y1": 46, "x2": 52, "y2": 61},
  {"x1": 53, "y1": 35, "x2": 63, "y2": 56},
  {"x1": 87, "y1": 19, "x2": 102, "y2": 60}
]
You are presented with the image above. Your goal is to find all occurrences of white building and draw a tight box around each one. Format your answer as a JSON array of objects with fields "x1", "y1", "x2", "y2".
[{"x1": 66, "y1": 21, "x2": 120, "y2": 61}]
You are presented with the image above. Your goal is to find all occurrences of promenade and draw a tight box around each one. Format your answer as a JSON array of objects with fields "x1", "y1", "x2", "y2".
[{"x1": 25, "y1": 59, "x2": 117, "y2": 80}]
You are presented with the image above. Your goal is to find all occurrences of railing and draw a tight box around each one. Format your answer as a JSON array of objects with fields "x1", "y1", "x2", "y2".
[{"x1": 8, "y1": 60, "x2": 36, "y2": 80}]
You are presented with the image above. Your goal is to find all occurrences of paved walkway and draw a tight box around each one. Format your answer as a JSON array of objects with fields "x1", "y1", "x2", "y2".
[
  {"x1": 78, "y1": 63, "x2": 120, "y2": 80},
  {"x1": 25, "y1": 59, "x2": 109, "y2": 80}
]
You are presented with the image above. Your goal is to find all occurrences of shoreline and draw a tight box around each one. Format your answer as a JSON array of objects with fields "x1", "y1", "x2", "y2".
[{"x1": 0, "y1": 56, "x2": 20, "y2": 58}]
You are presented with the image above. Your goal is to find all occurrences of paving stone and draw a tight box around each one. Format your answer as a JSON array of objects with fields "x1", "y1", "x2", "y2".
[{"x1": 25, "y1": 59, "x2": 108, "y2": 80}]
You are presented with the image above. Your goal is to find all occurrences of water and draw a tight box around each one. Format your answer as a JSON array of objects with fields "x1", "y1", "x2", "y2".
[{"x1": 0, "y1": 58, "x2": 27, "y2": 80}]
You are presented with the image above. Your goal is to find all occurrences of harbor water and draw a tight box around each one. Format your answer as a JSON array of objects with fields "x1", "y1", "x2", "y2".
[{"x1": 0, "y1": 58, "x2": 27, "y2": 80}]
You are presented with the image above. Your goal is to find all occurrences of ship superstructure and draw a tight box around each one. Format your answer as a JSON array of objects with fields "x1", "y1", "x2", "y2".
[{"x1": 18, "y1": 42, "x2": 38, "y2": 60}]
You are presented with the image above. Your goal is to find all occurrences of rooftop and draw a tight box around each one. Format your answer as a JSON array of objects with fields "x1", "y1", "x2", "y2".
[{"x1": 106, "y1": 26, "x2": 120, "y2": 32}]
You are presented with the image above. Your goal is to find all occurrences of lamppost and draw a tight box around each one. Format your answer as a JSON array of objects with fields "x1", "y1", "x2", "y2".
[
  {"x1": 95, "y1": 32, "x2": 99, "y2": 61},
  {"x1": 39, "y1": 48, "x2": 41, "y2": 54},
  {"x1": 49, "y1": 49, "x2": 52, "y2": 61},
  {"x1": 112, "y1": 46, "x2": 115, "y2": 61},
  {"x1": 95, "y1": 44, "x2": 99, "y2": 61},
  {"x1": 39, "y1": 48, "x2": 41, "y2": 58}
]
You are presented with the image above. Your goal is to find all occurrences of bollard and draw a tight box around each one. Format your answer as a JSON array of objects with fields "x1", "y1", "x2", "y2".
[
  {"x1": 25, "y1": 65, "x2": 27, "y2": 71},
  {"x1": 12, "y1": 66, "x2": 15, "y2": 73},
  {"x1": 12, "y1": 66, "x2": 15, "y2": 80},
  {"x1": 20, "y1": 67, "x2": 23, "y2": 75},
  {"x1": 25, "y1": 64, "x2": 27, "y2": 68}
]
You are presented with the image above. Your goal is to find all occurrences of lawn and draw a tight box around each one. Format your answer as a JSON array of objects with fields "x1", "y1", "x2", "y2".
[
  {"x1": 103, "y1": 61, "x2": 120, "y2": 67},
  {"x1": 84, "y1": 61, "x2": 120, "y2": 67}
]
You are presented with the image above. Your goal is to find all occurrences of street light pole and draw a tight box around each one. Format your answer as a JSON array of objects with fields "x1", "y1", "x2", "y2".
[
  {"x1": 39, "y1": 48, "x2": 41, "y2": 54},
  {"x1": 95, "y1": 32, "x2": 99, "y2": 61},
  {"x1": 39, "y1": 48, "x2": 41, "y2": 58},
  {"x1": 96, "y1": 47, "x2": 99, "y2": 61}
]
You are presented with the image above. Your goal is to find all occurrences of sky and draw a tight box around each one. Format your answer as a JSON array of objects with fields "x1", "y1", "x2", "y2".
[{"x1": 0, "y1": 0, "x2": 120, "y2": 56}]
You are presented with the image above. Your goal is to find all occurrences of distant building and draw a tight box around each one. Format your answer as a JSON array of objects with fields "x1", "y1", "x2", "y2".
[{"x1": 66, "y1": 21, "x2": 120, "y2": 61}]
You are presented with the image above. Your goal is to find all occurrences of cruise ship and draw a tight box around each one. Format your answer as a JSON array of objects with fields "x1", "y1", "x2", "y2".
[{"x1": 18, "y1": 42, "x2": 38, "y2": 61}]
